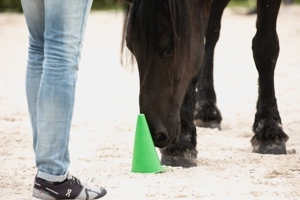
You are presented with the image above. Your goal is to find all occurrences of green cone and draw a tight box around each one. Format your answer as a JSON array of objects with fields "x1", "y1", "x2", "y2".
[{"x1": 131, "y1": 114, "x2": 164, "y2": 173}]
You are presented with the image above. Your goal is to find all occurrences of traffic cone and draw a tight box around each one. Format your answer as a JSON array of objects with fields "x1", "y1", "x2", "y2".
[{"x1": 131, "y1": 114, "x2": 164, "y2": 173}]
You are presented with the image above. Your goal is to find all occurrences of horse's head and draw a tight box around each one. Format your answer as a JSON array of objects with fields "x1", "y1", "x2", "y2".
[{"x1": 122, "y1": 0, "x2": 206, "y2": 148}]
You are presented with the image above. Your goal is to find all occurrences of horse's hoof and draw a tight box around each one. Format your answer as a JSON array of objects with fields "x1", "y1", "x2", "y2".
[
  {"x1": 160, "y1": 149, "x2": 197, "y2": 168},
  {"x1": 194, "y1": 119, "x2": 221, "y2": 130},
  {"x1": 193, "y1": 100, "x2": 222, "y2": 130},
  {"x1": 161, "y1": 154, "x2": 197, "y2": 168},
  {"x1": 251, "y1": 138, "x2": 287, "y2": 155},
  {"x1": 251, "y1": 119, "x2": 289, "y2": 155}
]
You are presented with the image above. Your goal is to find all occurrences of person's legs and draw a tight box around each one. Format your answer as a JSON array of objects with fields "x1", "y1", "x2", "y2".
[
  {"x1": 21, "y1": 0, "x2": 93, "y2": 181},
  {"x1": 22, "y1": 0, "x2": 107, "y2": 198}
]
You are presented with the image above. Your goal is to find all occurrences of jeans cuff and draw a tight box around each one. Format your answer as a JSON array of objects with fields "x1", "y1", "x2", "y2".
[{"x1": 37, "y1": 170, "x2": 68, "y2": 182}]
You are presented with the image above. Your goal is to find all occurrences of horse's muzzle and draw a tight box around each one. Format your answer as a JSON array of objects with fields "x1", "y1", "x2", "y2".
[{"x1": 153, "y1": 121, "x2": 181, "y2": 148}]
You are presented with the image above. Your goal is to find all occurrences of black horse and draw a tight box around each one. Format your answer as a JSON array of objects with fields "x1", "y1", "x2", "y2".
[{"x1": 120, "y1": 0, "x2": 289, "y2": 168}]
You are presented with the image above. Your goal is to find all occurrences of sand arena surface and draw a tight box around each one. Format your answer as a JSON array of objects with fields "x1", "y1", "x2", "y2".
[{"x1": 0, "y1": 5, "x2": 300, "y2": 200}]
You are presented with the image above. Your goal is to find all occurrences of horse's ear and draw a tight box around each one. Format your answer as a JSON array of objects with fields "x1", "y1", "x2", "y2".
[{"x1": 118, "y1": 0, "x2": 133, "y2": 4}]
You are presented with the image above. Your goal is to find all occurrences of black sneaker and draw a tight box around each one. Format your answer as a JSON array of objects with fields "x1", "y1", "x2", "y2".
[{"x1": 32, "y1": 173, "x2": 107, "y2": 199}]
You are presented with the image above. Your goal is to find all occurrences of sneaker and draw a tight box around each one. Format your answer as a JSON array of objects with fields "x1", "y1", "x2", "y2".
[{"x1": 32, "y1": 173, "x2": 107, "y2": 199}]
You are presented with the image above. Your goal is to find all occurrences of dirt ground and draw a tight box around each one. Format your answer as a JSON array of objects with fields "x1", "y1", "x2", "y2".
[{"x1": 1, "y1": 4, "x2": 300, "y2": 200}]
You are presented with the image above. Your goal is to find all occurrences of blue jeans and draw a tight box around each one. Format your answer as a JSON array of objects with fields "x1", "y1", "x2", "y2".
[{"x1": 21, "y1": 0, "x2": 93, "y2": 182}]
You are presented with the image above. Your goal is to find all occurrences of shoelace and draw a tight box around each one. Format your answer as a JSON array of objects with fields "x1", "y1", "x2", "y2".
[{"x1": 71, "y1": 176, "x2": 83, "y2": 188}]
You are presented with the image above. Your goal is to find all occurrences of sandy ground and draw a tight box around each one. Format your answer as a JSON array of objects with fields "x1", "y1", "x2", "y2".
[{"x1": 1, "y1": 5, "x2": 300, "y2": 200}]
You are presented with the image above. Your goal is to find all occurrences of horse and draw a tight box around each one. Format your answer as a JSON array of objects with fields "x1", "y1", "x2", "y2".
[{"x1": 120, "y1": 0, "x2": 289, "y2": 168}]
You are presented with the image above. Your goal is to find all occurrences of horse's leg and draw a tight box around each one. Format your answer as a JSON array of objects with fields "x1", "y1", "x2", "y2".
[
  {"x1": 160, "y1": 76, "x2": 199, "y2": 168},
  {"x1": 160, "y1": 0, "x2": 212, "y2": 168},
  {"x1": 251, "y1": 0, "x2": 289, "y2": 154},
  {"x1": 194, "y1": 0, "x2": 230, "y2": 129}
]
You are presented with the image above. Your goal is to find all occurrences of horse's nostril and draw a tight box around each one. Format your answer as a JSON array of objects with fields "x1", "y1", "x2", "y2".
[{"x1": 155, "y1": 131, "x2": 169, "y2": 146}]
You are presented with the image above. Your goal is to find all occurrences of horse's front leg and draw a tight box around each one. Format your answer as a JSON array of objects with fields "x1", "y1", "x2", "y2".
[
  {"x1": 160, "y1": 0, "x2": 213, "y2": 168},
  {"x1": 251, "y1": 0, "x2": 289, "y2": 154},
  {"x1": 160, "y1": 76, "x2": 198, "y2": 168},
  {"x1": 194, "y1": 0, "x2": 230, "y2": 129}
]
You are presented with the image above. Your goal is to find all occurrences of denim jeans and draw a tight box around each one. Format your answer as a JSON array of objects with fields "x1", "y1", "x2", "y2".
[{"x1": 21, "y1": 0, "x2": 93, "y2": 182}]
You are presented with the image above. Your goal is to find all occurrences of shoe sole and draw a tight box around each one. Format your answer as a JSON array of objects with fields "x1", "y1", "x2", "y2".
[
  {"x1": 32, "y1": 197, "x2": 42, "y2": 200},
  {"x1": 32, "y1": 197, "x2": 83, "y2": 200}
]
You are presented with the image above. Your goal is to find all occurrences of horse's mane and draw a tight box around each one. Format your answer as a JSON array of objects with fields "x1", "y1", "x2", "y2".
[{"x1": 122, "y1": 0, "x2": 196, "y2": 77}]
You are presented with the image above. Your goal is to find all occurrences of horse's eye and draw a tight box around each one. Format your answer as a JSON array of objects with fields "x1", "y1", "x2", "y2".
[{"x1": 160, "y1": 38, "x2": 174, "y2": 57}]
